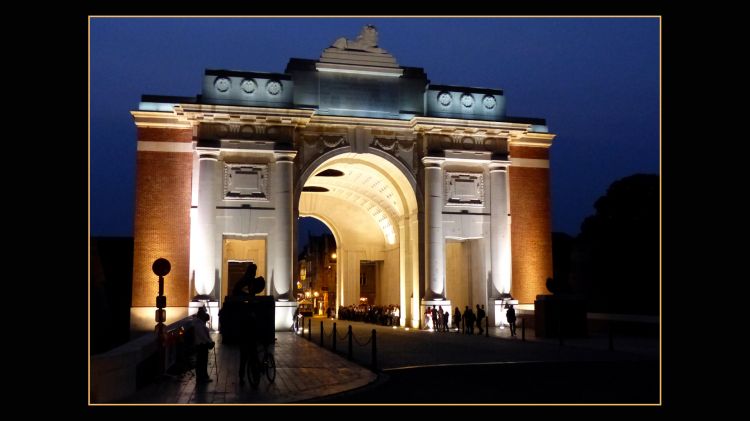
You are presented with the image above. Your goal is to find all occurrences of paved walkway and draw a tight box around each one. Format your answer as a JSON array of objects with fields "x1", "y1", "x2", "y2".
[
  {"x1": 297, "y1": 317, "x2": 658, "y2": 373},
  {"x1": 122, "y1": 332, "x2": 376, "y2": 404},
  {"x1": 121, "y1": 317, "x2": 657, "y2": 404}
]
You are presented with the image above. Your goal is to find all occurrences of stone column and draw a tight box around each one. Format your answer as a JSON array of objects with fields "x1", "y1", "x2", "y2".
[
  {"x1": 272, "y1": 151, "x2": 296, "y2": 300},
  {"x1": 490, "y1": 163, "x2": 512, "y2": 296},
  {"x1": 423, "y1": 157, "x2": 446, "y2": 300},
  {"x1": 490, "y1": 163, "x2": 512, "y2": 326},
  {"x1": 195, "y1": 150, "x2": 219, "y2": 298},
  {"x1": 272, "y1": 151, "x2": 297, "y2": 331},
  {"x1": 420, "y1": 156, "x2": 452, "y2": 328}
]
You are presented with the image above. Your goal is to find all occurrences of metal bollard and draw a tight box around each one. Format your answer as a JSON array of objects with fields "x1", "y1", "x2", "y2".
[
  {"x1": 486, "y1": 316, "x2": 489, "y2": 337},
  {"x1": 371, "y1": 329, "x2": 377, "y2": 371},
  {"x1": 348, "y1": 325, "x2": 353, "y2": 360},
  {"x1": 332, "y1": 322, "x2": 337, "y2": 352},
  {"x1": 558, "y1": 316, "x2": 564, "y2": 346},
  {"x1": 522, "y1": 318, "x2": 526, "y2": 341},
  {"x1": 609, "y1": 322, "x2": 614, "y2": 351},
  {"x1": 320, "y1": 321, "x2": 324, "y2": 346},
  {"x1": 308, "y1": 318, "x2": 312, "y2": 341}
]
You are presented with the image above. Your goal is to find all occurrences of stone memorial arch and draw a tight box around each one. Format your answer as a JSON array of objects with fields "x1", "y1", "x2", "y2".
[{"x1": 129, "y1": 26, "x2": 555, "y2": 333}]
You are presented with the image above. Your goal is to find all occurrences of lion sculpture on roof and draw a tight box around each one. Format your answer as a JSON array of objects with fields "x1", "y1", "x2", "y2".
[{"x1": 332, "y1": 25, "x2": 386, "y2": 53}]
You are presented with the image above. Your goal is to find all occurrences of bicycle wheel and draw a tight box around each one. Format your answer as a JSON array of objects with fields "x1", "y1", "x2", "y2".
[
  {"x1": 247, "y1": 354, "x2": 261, "y2": 388},
  {"x1": 264, "y1": 352, "x2": 276, "y2": 383}
]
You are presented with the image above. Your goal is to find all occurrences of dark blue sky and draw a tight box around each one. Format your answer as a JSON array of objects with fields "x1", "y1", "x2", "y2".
[{"x1": 90, "y1": 17, "x2": 659, "y2": 238}]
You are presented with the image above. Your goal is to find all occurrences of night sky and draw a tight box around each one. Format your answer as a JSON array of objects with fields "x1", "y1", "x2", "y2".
[{"x1": 90, "y1": 17, "x2": 659, "y2": 242}]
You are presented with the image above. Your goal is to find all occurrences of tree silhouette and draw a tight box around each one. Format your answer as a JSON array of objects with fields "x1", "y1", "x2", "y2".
[{"x1": 573, "y1": 174, "x2": 659, "y2": 315}]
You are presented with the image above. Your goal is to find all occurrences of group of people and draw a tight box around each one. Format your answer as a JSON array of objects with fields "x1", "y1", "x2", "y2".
[
  {"x1": 423, "y1": 305, "x2": 451, "y2": 332},
  {"x1": 337, "y1": 304, "x2": 400, "y2": 326},
  {"x1": 423, "y1": 304, "x2": 484, "y2": 334},
  {"x1": 193, "y1": 262, "x2": 266, "y2": 386},
  {"x1": 424, "y1": 303, "x2": 517, "y2": 336}
]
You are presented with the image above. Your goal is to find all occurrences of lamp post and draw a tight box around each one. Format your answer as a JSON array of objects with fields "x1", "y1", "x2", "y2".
[
  {"x1": 152, "y1": 258, "x2": 171, "y2": 337},
  {"x1": 152, "y1": 257, "x2": 171, "y2": 374}
]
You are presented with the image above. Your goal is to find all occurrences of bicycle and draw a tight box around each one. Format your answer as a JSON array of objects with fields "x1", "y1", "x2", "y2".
[{"x1": 247, "y1": 342, "x2": 276, "y2": 387}]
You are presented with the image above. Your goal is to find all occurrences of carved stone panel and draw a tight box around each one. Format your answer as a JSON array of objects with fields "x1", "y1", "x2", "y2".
[
  {"x1": 372, "y1": 136, "x2": 418, "y2": 177},
  {"x1": 223, "y1": 164, "x2": 269, "y2": 201},
  {"x1": 199, "y1": 123, "x2": 292, "y2": 142},
  {"x1": 301, "y1": 134, "x2": 348, "y2": 150},
  {"x1": 445, "y1": 172, "x2": 484, "y2": 207},
  {"x1": 426, "y1": 134, "x2": 508, "y2": 154},
  {"x1": 372, "y1": 137, "x2": 415, "y2": 153}
]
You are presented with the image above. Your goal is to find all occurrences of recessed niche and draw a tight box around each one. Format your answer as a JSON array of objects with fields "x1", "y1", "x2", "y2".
[
  {"x1": 302, "y1": 186, "x2": 330, "y2": 192},
  {"x1": 315, "y1": 169, "x2": 345, "y2": 177}
]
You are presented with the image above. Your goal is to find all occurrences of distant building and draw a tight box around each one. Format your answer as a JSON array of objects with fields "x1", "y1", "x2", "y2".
[
  {"x1": 298, "y1": 234, "x2": 337, "y2": 314},
  {"x1": 129, "y1": 25, "x2": 555, "y2": 333}
]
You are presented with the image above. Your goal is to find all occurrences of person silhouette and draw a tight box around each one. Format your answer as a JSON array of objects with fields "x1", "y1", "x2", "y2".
[
  {"x1": 237, "y1": 300, "x2": 258, "y2": 386},
  {"x1": 193, "y1": 307, "x2": 214, "y2": 383},
  {"x1": 232, "y1": 263, "x2": 265, "y2": 386},
  {"x1": 453, "y1": 307, "x2": 462, "y2": 333},
  {"x1": 476, "y1": 304, "x2": 485, "y2": 334},
  {"x1": 233, "y1": 263, "x2": 259, "y2": 296},
  {"x1": 506, "y1": 304, "x2": 517, "y2": 337}
]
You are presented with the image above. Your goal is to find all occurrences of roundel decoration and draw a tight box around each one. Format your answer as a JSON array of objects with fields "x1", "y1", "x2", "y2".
[
  {"x1": 241, "y1": 79, "x2": 257, "y2": 94},
  {"x1": 438, "y1": 91, "x2": 452, "y2": 107},
  {"x1": 266, "y1": 80, "x2": 282, "y2": 96},
  {"x1": 482, "y1": 95, "x2": 497, "y2": 110},
  {"x1": 214, "y1": 77, "x2": 231, "y2": 93},
  {"x1": 460, "y1": 94, "x2": 474, "y2": 108}
]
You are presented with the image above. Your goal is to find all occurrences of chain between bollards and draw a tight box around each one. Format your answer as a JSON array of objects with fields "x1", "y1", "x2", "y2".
[
  {"x1": 332, "y1": 322, "x2": 337, "y2": 352},
  {"x1": 347, "y1": 325, "x2": 353, "y2": 360},
  {"x1": 371, "y1": 329, "x2": 377, "y2": 371}
]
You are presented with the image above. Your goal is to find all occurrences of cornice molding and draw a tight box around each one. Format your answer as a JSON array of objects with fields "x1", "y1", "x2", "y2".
[
  {"x1": 131, "y1": 111, "x2": 192, "y2": 129},
  {"x1": 508, "y1": 132, "x2": 556, "y2": 148}
]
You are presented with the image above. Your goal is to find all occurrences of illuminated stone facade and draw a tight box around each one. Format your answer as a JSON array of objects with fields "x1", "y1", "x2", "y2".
[{"x1": 130, "y1": 26, "x2": 555, "y2": 333}]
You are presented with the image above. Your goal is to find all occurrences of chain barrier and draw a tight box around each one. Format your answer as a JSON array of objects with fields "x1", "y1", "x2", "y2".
[
  {"x1": 310, "y1": 321, "x2": 379, "y2": 371},
  {"x1": 335, "y1": 327, "x2": 349, "y2": 340},
  {"x1": 352, "y1": 331, "x2": 373, "y2": 346}
]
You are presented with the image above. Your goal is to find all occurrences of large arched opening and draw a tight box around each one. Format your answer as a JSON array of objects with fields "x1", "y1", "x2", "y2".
[{"x1": 295, "y1": 151, "x2": 420, "y2": 327}]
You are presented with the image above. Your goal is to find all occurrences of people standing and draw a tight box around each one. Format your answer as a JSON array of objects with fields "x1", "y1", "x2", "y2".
[
  {"x1": 193, "y1": 307, "x2": 215, "y2": 383},
  {"x1": 465, "y1": 306, "x2": 475, "y2": 335},
  {"x1": 475, "y1": 304, "x2": 485, "y2": 335},
  {"x1": 453, "y1": 307, "x2": 462, "y2": 333},
  {"x1": 238, "y1": 301, "x2": 258, "y2": 386},
  {"x1": 506, "y1": 304, "x2": 517, "y2": 337},
  {"x1": 293, "y1": 306, "x2": 301, "y2": 332}
]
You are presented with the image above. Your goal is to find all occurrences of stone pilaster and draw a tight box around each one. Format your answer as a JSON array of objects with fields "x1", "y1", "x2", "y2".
[
  {"x1": 489, "y1": 163, "x2": 512, "y2": 299},
  {"x1": 272, "y1": 151, "x2": 296, "y2": 300},
  {"x1": 422, "y1": 157, "x2": 446, "y2": 300},
  {"x1": 195, "y1": 150, "x2": 220, "y2": 297}
]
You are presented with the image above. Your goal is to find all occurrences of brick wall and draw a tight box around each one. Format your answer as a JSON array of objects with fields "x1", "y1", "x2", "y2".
[
  {"x1": 509, "y1": 145, "x2": 553, "y2": 303},
  {"x1": 131, "y1": 127, "x2": 193, "y2": 307}
]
